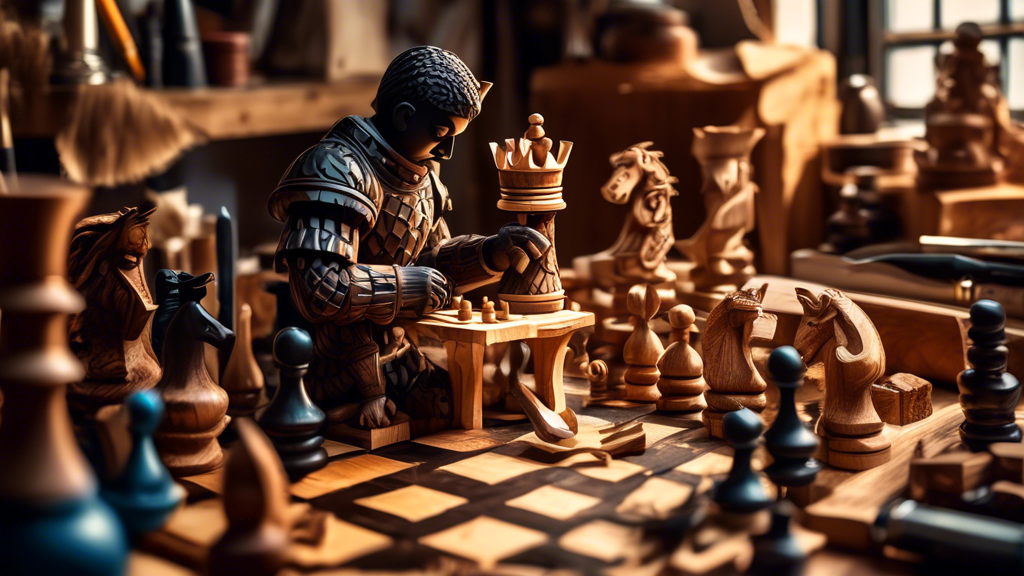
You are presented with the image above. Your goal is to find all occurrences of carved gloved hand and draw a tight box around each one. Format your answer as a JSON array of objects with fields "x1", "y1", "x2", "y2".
[
  {"x1": 396, "y1": 265, "x2": 453, "y2": 315},
  {"x1": 484, "y1": 224, "x2": 551, "y2": 273},
  {"x1": 359, "y1": 394, "x2": 397, "y2": 429}
]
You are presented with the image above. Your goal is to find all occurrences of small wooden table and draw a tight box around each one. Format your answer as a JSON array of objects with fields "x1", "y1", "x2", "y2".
[{"x1": 409, "y1": 309, "x2": 595, "y2": 430}]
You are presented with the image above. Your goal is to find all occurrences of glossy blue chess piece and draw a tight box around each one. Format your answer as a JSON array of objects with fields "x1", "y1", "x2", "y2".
[
  {"x1": 101, "y1": 390, "x2": 186, "y2": 540},
  {"x1": 713, "y1": 408, "x2": 772, "y2": 514},
  {"x1": 764, "y1": 346, "x2": 821, "y2": 489}
]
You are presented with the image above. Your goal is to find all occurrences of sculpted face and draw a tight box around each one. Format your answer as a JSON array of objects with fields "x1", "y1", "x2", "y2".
[{"x1": 386, "y1": 103, "x2": 471, "y2": 163}]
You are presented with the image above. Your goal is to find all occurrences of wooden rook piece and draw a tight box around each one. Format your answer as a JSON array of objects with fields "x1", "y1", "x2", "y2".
[
  {"x1": 749, "y1": 501, "x2": 808, "y2": 576},
  {"x1": 0, "y1": 176, "x2": 129, "y2": 575},
  {"x1": 795, "y1": 287, "x2": 891, "y2": 470},
  {"x1": 713, "y1": 408, "x2": 771, "y2": 515},
  {"x1": 481, "y1": 297, "x2": 496, "y2": 323},
  {"x1": 702, "y1": 284, "x2": 771, "y2": 438},
  {"x1": 259, "y1": 327, "x2": 328, "y2": 481},
  {"x1": 871, "y1": 373, "x2": 932, "y2": 426},
  {"x1": 672, "y1": 126, "x2": 765, "y2": 294},
  {"x1": 67, "y1": 206, "x2": 162, "y2": 417},
  {"x1": 491, "y1": 113, "x2": 572, "y2": 314},
  {"x1": 458, "y1": 297, "x2": 473, "y2": 321},
  {"x1": 958, "y1": 300, "x2": 1023, "y2": 451},
  {"x1": 763, "y1": 346, "x2": 821, "y2": 490},
  {"x1": 623, "y1": 284, "x2": 663, "y2": 403},
  {"x1": 222, "y1": 303, "x2": 266, "y2": 418},
  {"x1": 209, "y1": 418, "x2": 290, "y2": 576},
  {"x1": 656, "y1": 304, "x2": 706, "y2": 412},
  {"x1": 100, "y1": 390, "x2": 185, "y2": 540},
  {"x1": 154, "y1": 296, "x2": 235, "y2": 477}
]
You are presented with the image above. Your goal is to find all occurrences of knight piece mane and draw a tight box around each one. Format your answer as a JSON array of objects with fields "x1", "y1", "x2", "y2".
[{"x1": 69, "y1": 206, "x2": 156, "y2": 289}]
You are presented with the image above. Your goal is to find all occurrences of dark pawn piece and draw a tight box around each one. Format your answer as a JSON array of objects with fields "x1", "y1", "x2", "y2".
[
  {"x1": 764, "y1": 347, "x2": 821, "y2": 489},
  {"x1": 259, "y1": 327, "x2": 328, "y2": 480},
  {"x1": 958, "y1": 300, "x2": 1023, "y2": 451},
  {"x1": 713, "y1": 408, "x2": 771, "y2": 514},
  {"x1": 750, "y1": 500, "x2": 806, "y2": 576},
  {"x1": 100, "y1": 391, "x2": 185, "y2": 540}
]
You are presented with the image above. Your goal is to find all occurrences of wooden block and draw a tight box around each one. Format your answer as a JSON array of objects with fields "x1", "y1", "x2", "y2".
[
  {"x1": 988, "y1": 481, "x2": 1024, "y2": 522},
  {"x1": 871, "y1": 373, "x2": 933, "y2": 426},
  {"x1": 990, "y1": 442, "x2": 1024, "y2": 483},
  {"x1": 909, "y1": 450, "x2": 994, "y2": 501},
  {"x1": 325, "y1": 412, "x2": 411, "y2": 451}
]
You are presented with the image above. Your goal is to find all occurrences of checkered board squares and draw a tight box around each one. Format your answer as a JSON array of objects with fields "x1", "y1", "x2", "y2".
[
  {"x1": 419, "y1": 516, "x2": 549, "y2": 569},
  {"x1": 505, "y1": 485, "x2": 601, "y2": 520},
  {"x1": 438, "y1": 451, "x2": 550, "y2": 485},
  {"x1": 558, "y1": 520, "x2": 643, "y2": 563},
  {"x1": 291, "y1": 454, "x2": 416, "y2": 499},
  {"x1": 354, "y1": 485, "x2": 468, "y2": 522}
]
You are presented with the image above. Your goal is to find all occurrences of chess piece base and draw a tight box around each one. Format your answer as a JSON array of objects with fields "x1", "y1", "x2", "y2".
[
  {"x1": 276, "y1": 439, "x2": 328, "y2": 481},
  {"x1": 326, "y1": 411, "x2": 411, "y2": 450},
  {"x1": 959, "y1": 421, "x2": 1023, "y2": 452},
  {"x1": 816, "y1": 426, "x2": 893, "y2": 471},
  {"x1": 155, "y1": 415, "x2": 230, "y2": 477},
  {"x1": 623, "y1": 383, "x2": 660, "y2": 403},
  {"x1": 499, "y1": 291, "x2": 565, "y2": 314},
  {"x1": 657, "y1": 394, "x2": 707, "y2": 412}
]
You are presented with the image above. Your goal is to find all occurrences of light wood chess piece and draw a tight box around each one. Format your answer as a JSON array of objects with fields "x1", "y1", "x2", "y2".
[
  {"x1": 481, "y1": 297, "x2": 497, "y2": 323},
  {"x1": 623, "y1": 284, "x2": 663, "y2": 403},
  {"x1": 221, "y1": 303, "x2": 265, "y2": 419},
  {"x1": 656, "y1": 304, "x2": 706, "y2": 412},
  {"x1": 701, "y1": 284, "x2": 773, "y2": 438},
  {"x1": 794, "y1": 287, "x2": 891, "y2": 470}
]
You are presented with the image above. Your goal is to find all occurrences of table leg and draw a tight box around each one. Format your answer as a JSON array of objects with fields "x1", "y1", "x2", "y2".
[
  {"x1": 524, "y1": 331, "x2": 576, "y2": 417},
  {"x1": 444, "y1": 341, "x2": 485, "y2": 430}
]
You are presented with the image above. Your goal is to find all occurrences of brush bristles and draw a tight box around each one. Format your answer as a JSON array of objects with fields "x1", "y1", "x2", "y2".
[
  {"x1": 56, "y1": 79, "x2": 203, "y2": 187},
  {"x1": 0, "y1": 16, "x2": 51, "y2": 96}
]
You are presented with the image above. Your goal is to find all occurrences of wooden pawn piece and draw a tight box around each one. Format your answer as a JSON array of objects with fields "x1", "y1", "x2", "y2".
[
  {"x1": 496, "y1": 300, "x2": 510, "y2": 321},
  {"x1": 623, "y1": 284, "x2": 664, "y2": 403},
  {"x1": 221, "y1": 303, "x2": 265, "y2": 418},
  {"x1": 209, "y1": 419, "x2": 290, "y2": 576},
  {"x1": 656, "y1": 305, "x2": 706, "y2": 412},
  {"x1": 481, "y1": 297, "x2": 496, "y2": 323},
  {"x1": 458, "y1": 297, "x2": 473, "y2": 321}
]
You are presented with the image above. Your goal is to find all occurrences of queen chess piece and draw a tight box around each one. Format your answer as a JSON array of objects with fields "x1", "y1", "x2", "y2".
[
  {"x1": 259, "y1": 327, "x2": 328, "y2": 481},
  {"x1": 958, "y1": 300, "x2": 1023, "y2": 450}
]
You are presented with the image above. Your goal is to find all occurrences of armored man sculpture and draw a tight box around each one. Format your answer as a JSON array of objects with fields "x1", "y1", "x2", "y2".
[{"x1": 268, "y1": 47, "x2": 549, "y2": 430}]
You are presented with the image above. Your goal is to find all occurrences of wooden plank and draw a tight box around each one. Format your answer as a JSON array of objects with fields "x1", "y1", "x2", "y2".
[{"x1": 12, "y1": 78, "x2": 378, "y2": 140}]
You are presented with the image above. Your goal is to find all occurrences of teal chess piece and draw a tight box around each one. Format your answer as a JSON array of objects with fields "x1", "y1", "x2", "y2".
[
  {"x1": 101, "y1": 390, "x2": 186, "y2": 540},
  {"x1": 764, "y1": 346, "x2": 821, "y2": 489},
  {"x1": 713, "y1": 408, "x2": 772, "y2": 514},
  {"x1": 258, "y1": 327, "x2": 327, "y2": 481}
]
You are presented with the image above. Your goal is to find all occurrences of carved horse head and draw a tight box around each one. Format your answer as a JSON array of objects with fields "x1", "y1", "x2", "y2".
[
  {"x1": 160, "y1": 300, "x2": 235, "y2": 370},
  {"x1": 794, "y1": 287, "x2": 882, "y2": 374},
  {"x1": 602, "y1": 142, "x2": 678, "y2": 221}
]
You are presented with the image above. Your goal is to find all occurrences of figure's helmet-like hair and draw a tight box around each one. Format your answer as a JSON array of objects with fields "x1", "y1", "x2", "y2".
[{"x1": 373, "y1": 46, "x2": 482, "y2": 120}]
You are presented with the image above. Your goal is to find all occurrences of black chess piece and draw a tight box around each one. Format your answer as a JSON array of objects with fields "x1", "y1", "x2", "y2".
[
  {"x1": 100, "y1": 391, "x2": 185, "y2": 540},
  {"x1": 258, "y1": 327, "x2": 328, "y2": 480},
  {"x1": 959, "y1": 300, "x2": 1023, "y2": 451},
  {"x1": 750, "y1": 500, "x2": 806, "y2": 576},
  {"x1": 764, "y1": 346, "x2": 821, "y2": 489},
  {"x1": 713, "y1": 408, "x2": 771, "y2": 514}
]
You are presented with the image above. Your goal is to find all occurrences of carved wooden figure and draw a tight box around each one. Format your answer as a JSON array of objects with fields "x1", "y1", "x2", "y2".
[
  {"x1": 153, "y1": 296, "x2": 235, "y2": 477},
  {"x1": 491, "y1": 113, "x2": 572, "y2": 314},
  {"x1": 623, "y1": 284, "x2": 663, "y2": 403},
  {"x1": 67, "y1": 206, "x2": 161, "y2": 417},
  {"x1": 572, "y1": 142, "x2": 678, "y2": 308},
  {"x1": 656, "y1": 304, "x2": 706, "y2": 412},
  {"x1": 701, "y1": 284, "x2": 771, "y2": 438},
  {"x1": 794, "y1": 287, "x2": 891, "y2": 470},
  {"x1": 209, "y1": 418, "x2": 290, "y2": 576},
  {"x1": 222, "y1": 303, "x2": 265, "y2": 418},
  {"x1": 673, "y1": 126, "x2": 765, "y2": 294}
]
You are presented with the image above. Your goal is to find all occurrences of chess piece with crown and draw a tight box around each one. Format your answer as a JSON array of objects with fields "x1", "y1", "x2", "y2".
[{"x1": 490, "y1": 113, "x2": 573, "y2": 314}]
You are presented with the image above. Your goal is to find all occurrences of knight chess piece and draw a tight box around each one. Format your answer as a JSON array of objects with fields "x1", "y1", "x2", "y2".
[
  {"x1": 795, "y1": 287, "x2": 891, "y2": 470},
  {"x1": 153, "y1": 294, "x2": 235, "y2": 477},
  {"x1": 259, "y1": 327, "x2": 328, "y2": 481},
  {"x1": 67, "y1": 206, "x2": 162, "y2": 417},
  {"x1": 491, "y1": 113, "x2": 572, "y2": 314},
  {"x1": 713, "y1": 408, "x2": 771, "y2": 514},
  {"x1": 209, "y1": 418, "x2": 290, "y2": 576},
  {"x1": 958, "y1": 300, "x2": 1023, "y2": 451},
  {"x1": 623, "y1": 284, "x2": 663, "y2": 403},
  {"x1": 0, "y1": 175, "x2": 128, "y2": 576},
  {"x1": 100, "y1": 390, "x2": 185, "y2": 540},
  {"x1": 222, "y1": 303, "x2": 266, "y2": 418},
  {"x1": 152, "y1": 270, "x2": 214, "y2": 358},
  {"x1": 656, "y1": 304, "x2": 706, "y2": 412},
  {"x1": 750, "y1": 500, "x2": 808, "y2": 576},
  {"x1": 672, "y1": 126, "x2": 765, "y2": 294},
  {"x1": 763, "y1": 346, "x2": 821, "y2": 489},
  {"x1": 701, "y1": 284, "x2": 772, "y2": 438}
]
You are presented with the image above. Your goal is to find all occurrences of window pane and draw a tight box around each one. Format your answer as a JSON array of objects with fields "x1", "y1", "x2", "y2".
[
  {"x1": 980, "y1": 39, "x2": 1001, "y2": 65},
  {"x1": 887, "y1": 0, "x2": 934, "y2": 32},
  {"x1": 941, "y1": 0, "x2": 1001, "y2": 28},
  {"x1": 886, "y1": 45, "x2": 937, "y2": 108},
  {"x1": 1013, "y1": 0, "x2": 1024, "y2": 21},
  {"x1": 1009, "y1": 39, "x2": 1024, "y2": 110},
  {"x1": 774, "y1": 0, "x2": 817, "y2": 48}
]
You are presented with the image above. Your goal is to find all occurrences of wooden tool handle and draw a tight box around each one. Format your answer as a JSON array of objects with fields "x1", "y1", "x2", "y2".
[{"x1": 96, "y1": 0, "x2": 145, "y2": 82}]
